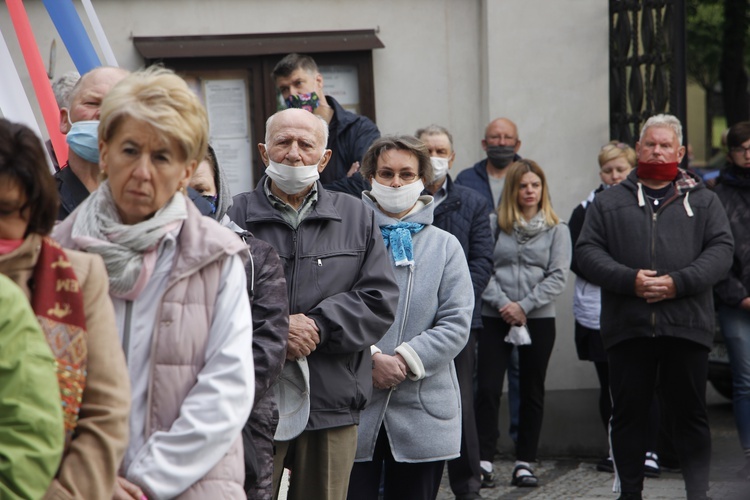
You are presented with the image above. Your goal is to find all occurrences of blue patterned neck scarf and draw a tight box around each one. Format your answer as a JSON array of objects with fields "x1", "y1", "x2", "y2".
[{"x1": 380, "y1": 222, "x2": 425, "y2": 266}]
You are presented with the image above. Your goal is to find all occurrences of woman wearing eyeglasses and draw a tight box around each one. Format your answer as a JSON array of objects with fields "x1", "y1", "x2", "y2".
[
  {"x1": 347, "y1": 136, "x2": 473, "y2": 500},
  {"x1": 714, "y1": 121, "x2": 750, "y2": 480},
  {"x1": 476, "y1": 159, "x2": 571, "y2": 488}
]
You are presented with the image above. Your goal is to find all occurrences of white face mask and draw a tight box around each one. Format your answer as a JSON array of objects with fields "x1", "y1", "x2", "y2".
[
  {"x1": 370, "y1": 178, "x2": 425, "y2": 215},
  {"x1": 430, "y1": 156, "x2": 450, "y2": 181},
  {"x1": 264, "y1": 145, "x2": 323, "y2": 195}
]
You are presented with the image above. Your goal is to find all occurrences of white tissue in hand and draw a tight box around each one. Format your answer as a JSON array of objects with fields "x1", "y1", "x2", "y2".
[{"x1": 504, "y1": 325, "x2": 531, "y2": 345}]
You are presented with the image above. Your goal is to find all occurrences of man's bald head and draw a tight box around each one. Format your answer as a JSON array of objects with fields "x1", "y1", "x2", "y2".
[
  {"x1": 67, "y1": 66, "x2": 130, "y2": 107},
  {"x1": 265, "y1": 107, "x2": 329, "y2": 148},
  {"x1": 61, "y1": 66, "x2": 130, "y2": 133},
  {"x1": 482, "y1": 117, "x2": 521, "y2": 154},
  {"x1": 485, "y1": 118, "x2": 519, "y2": 143}
]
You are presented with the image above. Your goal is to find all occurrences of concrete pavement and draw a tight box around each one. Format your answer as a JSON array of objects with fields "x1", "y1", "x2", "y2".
[{"x1": 436, "y1": 387, "x2": 750, "y2": 499}]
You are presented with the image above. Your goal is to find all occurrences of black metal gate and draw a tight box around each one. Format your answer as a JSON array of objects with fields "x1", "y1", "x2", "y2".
[{"x1": 609, "y1": 0, "x2": 687, "y2": 145}]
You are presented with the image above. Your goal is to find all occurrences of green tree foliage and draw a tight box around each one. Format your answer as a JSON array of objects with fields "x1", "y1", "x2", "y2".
[
  {"x1": 686, "y1": 0, "x2": 723, "y2": 89},
  {"x1": 720, "y1": 0, "x2": 749, "y2": 125},
  {"x1": 687, "y1": 0, "x2": 750, "y2": 124}
]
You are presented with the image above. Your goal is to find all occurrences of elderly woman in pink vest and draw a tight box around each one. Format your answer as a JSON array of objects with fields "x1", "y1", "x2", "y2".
[{"x1": 54, "y1": 67, "x2": 254, "y2": 500}]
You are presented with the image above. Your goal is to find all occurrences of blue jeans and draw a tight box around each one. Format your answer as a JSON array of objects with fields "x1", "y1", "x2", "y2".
[{"x1": 719, "y1": 304, "x2": 750, "y2": 451}]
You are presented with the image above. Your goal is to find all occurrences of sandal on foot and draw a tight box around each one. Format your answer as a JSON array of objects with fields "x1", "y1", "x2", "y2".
[
  {"x1": 510, "y1": 464, "x2": 538, "y2": 487},
  {"x1": 644, "y1": 452, "x2": 660, "y2": 478}
]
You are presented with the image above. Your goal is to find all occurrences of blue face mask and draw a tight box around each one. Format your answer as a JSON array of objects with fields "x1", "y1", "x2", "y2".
[
  {"x1": 201, "y1": 194, "x2": 218, "y2": 214},
  {"x1": 66, "y1": 119, "x2": 101, "y2": 163}
]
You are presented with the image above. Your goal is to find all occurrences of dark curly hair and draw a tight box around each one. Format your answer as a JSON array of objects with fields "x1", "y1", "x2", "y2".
[{"x1": 0, "y1": 119, "x2": 59, "y2": 236}]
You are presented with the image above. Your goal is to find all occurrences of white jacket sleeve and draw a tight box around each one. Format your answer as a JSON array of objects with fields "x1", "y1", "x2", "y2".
[{"x1": 126, "y1": 255, "x2": 254, "y2": 499}]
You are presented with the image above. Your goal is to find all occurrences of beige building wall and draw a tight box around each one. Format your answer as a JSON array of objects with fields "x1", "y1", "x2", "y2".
[
  {"x1": 2, "y1": 0, "x2": 610, "y2": 393},
  {"x1": 687, "y1": 82, "x2": 708, "y2": 163}
]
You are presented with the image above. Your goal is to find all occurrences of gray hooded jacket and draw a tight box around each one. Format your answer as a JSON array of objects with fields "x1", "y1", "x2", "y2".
[{"x1": 354, "y1": 194, "x2": 473, "y2": 463}]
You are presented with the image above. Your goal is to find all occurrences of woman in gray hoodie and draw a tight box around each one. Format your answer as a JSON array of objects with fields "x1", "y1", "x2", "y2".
[
  {"x1": 347, "y1": 136, "x2": 474, "y2": 500},
  {"x1": 476, "y1": 159, "x2": 571, "y2": 488}
]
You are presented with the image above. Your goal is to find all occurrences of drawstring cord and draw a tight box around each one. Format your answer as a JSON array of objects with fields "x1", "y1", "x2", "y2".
[
  {"x1": 637, "y1": 182, "x2": 646, "y2": 207},
  {"x1": 683, "y1": 191, "x2": 694, "y2": 217}
]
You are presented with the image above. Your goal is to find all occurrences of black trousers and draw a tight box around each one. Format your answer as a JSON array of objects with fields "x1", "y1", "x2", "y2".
[
  {"x1": 476, "y1": 316, "x2": 556, "y2": 462},
  {"x1": 608, "y1": 337, "x2": 711, "y2": 497},
  {"x1": 348, "y1": 425, "x2": 445, "y2": 500},
  {"x1": 447, "y1": 329, "x2": 482, "y2": 495}
]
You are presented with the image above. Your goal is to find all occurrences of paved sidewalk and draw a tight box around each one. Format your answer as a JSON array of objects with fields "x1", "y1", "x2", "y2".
[
  {"x1": 436, "y1": 389, "x2": 749, "y2": 499},
  {"x1": 436, "y1": 459, "x2": 750, "y2": 499}
]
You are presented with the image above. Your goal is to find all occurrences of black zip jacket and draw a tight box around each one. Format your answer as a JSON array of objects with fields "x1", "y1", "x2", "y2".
[
  {"x1": 575, "y1": 169, "x2": 734, "y2": 350},
  {"x1": 713, "y1": 166, "x2": 750, "y2": 307}
]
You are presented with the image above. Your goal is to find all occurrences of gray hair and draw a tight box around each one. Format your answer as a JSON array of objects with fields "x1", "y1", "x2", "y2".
[
  {"x1": 640, "y1": 114, "x2": 683, "y2": 145},
  {"x1": 414, "y1": 124, "x2": 454, "y2": 150},
  {"x1": 264, "y1": 110, "x2": 330, "y2": 148},
  {"x1": 52, "y1": 71, "x2": 80, "y2": 109}
]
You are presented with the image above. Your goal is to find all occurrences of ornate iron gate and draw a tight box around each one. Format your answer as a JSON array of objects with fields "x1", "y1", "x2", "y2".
[{"x1": 609, "y1": 0, "x2": 687, "y2": 145}]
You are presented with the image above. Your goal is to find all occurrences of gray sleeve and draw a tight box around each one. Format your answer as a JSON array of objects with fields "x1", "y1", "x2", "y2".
[{"x1": 518, "y1": 224, "x2": 572, "y2": 314}]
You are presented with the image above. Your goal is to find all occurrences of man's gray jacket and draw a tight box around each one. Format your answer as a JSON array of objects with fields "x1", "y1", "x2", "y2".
[
  {"x1": 575, "y1": 169, "x2": 734, "y2": 350},
  {"x1": 228, "y1": 178, "x2": 399, "y2": 430}
]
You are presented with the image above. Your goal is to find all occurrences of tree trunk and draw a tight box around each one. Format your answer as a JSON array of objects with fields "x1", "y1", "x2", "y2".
[{"x1": 720, "y1": 0, "x2": 750, "y2": 126}]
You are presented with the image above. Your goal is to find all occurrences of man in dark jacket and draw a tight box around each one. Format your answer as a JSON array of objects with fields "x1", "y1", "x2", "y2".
[
  {"x1": 54, "y1": 66, "x2": 128, "y2": 219},
  {"x1": 417, "y1": 125, "x2": 493, "y2": 500},
  {"x1": 454, "y1": 117, "x2": 523, "y2": 485},
  {"x1": 54, "y1": 66, "x2": 214, "y2": 219},
  {"x1": 455, "y1": 117, "x2": 522, "y2": 209},
  {"x1": 228, "y1": 108, "x2": 399, "y2": 500},
  {"x1": 576, "y1": 114, "x2": 734, "y2": 500},
  {"x1": 272, "y1": 53, "x2": 380, "y2": 196}
]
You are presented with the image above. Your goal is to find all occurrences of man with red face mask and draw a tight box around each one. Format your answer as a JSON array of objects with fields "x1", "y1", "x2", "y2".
[{"x1": 576, "y1": 114, "x2": 734, "y2": 500}]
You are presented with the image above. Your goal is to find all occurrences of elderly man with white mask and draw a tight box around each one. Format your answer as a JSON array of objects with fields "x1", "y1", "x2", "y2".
[{"x1": 228, "y1": 108, "x2": 399, "y2": 500}]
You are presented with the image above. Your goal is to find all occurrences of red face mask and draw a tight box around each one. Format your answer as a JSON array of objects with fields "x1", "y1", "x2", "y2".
[{"x1": 637, "y1": 161, "x2": 678, "y2": 181}]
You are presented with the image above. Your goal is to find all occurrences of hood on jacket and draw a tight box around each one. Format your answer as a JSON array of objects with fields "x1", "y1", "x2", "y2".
[
  {"x1": 621, "y1": 168, "x2": 702, "y2": 217},
  {"x1": 209, "y1": 145, "x2": 234, "y2": 222}
]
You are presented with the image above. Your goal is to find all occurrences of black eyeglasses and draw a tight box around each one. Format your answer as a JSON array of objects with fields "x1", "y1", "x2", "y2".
[{"x1": 729, "y1": 145, "x2": 750, "y2": 155}]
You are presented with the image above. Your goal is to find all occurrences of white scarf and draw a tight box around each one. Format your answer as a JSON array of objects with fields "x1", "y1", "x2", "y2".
[
  {"x1": 513, "y1": 211, "x2": 548, "y2": 244},
  {"x1": 70, "y1": 180, "x2": 187, "y2": 299}
]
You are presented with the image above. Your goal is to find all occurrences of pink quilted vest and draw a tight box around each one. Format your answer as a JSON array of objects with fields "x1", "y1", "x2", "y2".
[{"x1": 145, "y1": 209, "x2": 249, "y2": 499}]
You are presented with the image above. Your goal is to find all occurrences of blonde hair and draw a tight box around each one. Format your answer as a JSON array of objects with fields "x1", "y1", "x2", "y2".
[
  {"x1": 98, "y1": 66, "x2": 208, "y2": 163},
  {"x1": 497, "y1": 159, "x2": 559, "y2": 234},
  {"x1": 598, "y1": 140, "x2": 636, "y2": 168}
]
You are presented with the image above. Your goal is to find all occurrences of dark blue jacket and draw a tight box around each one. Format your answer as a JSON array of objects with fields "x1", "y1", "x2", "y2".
[
  {"x1": 54, "y1": 165, "x2": 89, "y2": 220},
  {"x1": 454, "y1": 156, "x2": 521, "y2": 209},
  {"x1": 430, "y1": 176, "x2": 494, "y2": 329},
  {"x1": 321, "y1": 95, "x2": 380, "y2": 185}
]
